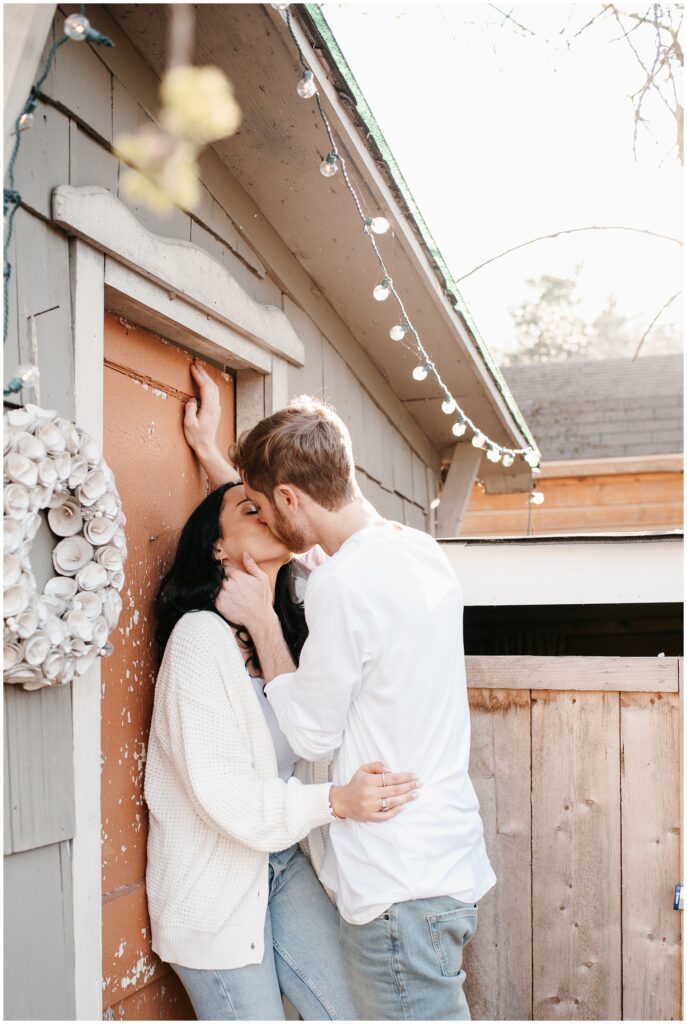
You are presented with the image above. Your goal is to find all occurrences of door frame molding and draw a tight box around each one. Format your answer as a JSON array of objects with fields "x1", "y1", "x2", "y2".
[{"x1": 64, "y1": 186, "x2": 292, "y2": 1018}]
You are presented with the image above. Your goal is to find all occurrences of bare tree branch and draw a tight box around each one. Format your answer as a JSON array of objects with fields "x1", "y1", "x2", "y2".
[
  {"x1": 608, "y1": 3, "x2": 683, "y2": 162},
  {"x1": 574, "y1": 4, "x2": 613, "y2": 39},
  {"x1": 487, "y1": 4, "x2": 545, "y2": 40},
  {"x1": 168, "y1": 4, "x2": 195, "y2": 69},
  {"x1": 632, "y1": 289, "x2": 682, "y2": 359},
  {"x1": 455, "y1": 225, "x2": 683, "y2": 284}
]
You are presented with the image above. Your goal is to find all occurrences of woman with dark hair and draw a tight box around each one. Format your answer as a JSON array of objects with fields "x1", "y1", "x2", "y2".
[{"x1": 145, "y1": 450, "x2": 419, "y2": 1020}]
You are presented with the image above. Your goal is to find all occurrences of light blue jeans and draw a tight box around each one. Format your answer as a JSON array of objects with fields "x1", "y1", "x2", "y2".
[
  {"x1": 339, "y1": 895, "x2": 479, "y2": 1020},
  {"x1": 170, "y1": 844, "x2": 359, "y2": 1020}
]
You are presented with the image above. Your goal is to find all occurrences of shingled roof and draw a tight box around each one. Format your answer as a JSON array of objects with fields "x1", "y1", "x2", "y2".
[{"x1": 502, "y1": 354, "x2": 684, "y2": 461}]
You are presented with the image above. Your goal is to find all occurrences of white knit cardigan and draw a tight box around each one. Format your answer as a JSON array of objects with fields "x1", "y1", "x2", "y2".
[{"x1": 144, "y1": 610, "x2": 334, "y2": 971}]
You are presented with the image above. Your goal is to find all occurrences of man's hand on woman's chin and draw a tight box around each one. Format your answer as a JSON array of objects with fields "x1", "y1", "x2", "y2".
[{"x1": 216, "y1": 552, "x2": 275, "y2": 634}]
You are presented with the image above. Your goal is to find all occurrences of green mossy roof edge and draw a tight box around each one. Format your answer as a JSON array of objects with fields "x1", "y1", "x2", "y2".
[{"x1": 303, "y1": 3, "x2": 537, "y2": 449}]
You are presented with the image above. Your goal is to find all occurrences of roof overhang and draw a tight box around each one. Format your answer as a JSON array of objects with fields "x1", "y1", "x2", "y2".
[
  {"x1": 440, "y1": 532, "x2": 684, "y2": 606},
  {"x1": 105, "y1": 3, "x2": 539, "y2": 492}
]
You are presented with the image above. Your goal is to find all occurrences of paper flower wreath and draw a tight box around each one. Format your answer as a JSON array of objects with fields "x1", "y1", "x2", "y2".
[{"x1": 4, "y1": 405, "x2": 127, "y2": 690}]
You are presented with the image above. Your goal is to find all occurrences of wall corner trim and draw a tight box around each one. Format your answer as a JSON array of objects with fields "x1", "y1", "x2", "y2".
[{"x1": 51, "y1": 186, "x2": 305, "y2": 366}]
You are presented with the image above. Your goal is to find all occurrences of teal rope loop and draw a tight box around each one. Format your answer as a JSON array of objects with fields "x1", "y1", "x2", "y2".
[{"x1": 4, "y1": 190, "x2": 21, "y2": 214}]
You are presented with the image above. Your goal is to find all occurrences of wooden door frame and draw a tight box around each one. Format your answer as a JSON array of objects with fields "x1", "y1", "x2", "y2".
[{"x1": 58, "y1": 183, "x2": 303, "y2": 1018}]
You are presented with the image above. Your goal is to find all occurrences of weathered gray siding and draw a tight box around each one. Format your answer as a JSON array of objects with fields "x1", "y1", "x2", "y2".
[{"x1": 4, "y1": 842, "x2": 76, "y2": 1021}]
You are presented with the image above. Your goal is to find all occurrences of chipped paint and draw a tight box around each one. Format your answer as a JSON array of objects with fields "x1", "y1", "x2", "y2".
[
  {"x1": 130, "y1": 379, "x2": 168, "y2": 401},
  {"x1": 119, "y1": 954, "x2": 156, "y2": 990}
]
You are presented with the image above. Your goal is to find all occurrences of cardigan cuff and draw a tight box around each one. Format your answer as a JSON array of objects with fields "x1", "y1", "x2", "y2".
[{"x1": 297, "y1": 780, "x2": 336, "y2": 827}]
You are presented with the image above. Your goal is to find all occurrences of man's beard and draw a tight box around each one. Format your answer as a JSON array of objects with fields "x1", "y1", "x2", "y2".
[{"x1": 271, "y1": 504, "x2": 310, "y2": 553}]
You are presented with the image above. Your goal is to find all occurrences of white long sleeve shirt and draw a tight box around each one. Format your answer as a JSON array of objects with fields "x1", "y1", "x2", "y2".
[{"x1": 266, "y1": 521, "x2": 497, "y2": 925}]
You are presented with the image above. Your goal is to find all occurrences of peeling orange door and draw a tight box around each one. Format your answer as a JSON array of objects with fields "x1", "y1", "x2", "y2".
[{"x1": 101, "y1": 311, "x2": 235, "y2": 1019}]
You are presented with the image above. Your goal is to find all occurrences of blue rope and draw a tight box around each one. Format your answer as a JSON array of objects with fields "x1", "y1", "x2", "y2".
[
  {"x1": 3, "y1": 10, "x2": 113, "y2": 352},
  {"x1": 3, "y1": 36, "x2": 68, "y2": 348}
]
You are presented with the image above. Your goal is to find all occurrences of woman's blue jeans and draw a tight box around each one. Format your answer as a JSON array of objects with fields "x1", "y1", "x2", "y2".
[{"x1": 170, "y1": 845, "x2": 359, "y2": 1020}]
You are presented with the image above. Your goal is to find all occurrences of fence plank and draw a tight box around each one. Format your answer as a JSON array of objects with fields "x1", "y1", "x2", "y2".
[
  {"x1": 532, "y1": 690, "x2": 621, "y2": 1020},
  {"x1": 621, "y1": 691, "x2": 682, "y2": 1021},
  {"x1": 466, "y1": 656, "x2": 678, "y2": 692},
  {"x1": 464, "y1": 689, "x2": 532, "y2": 1020}
]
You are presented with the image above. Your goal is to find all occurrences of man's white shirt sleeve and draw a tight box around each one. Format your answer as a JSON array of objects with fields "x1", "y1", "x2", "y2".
[{"x1": 265, "y1": 574, "x2": 369, "y2": 761}]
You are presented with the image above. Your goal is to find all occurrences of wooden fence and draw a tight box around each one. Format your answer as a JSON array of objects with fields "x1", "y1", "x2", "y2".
[{"x1": 463, "y1": 656, "x2": 682, "y2": 1021}]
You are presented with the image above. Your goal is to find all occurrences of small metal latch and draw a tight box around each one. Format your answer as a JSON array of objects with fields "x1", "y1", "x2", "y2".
[{"x1": 673, "y1": 884, "x2": 683, "y2": 910}]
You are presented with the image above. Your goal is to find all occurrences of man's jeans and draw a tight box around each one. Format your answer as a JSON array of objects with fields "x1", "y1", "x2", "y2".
[
  {"x1": 171, "y1": 845, "x2": 359, "y2": 1020},
  {"x1": 339, "y1": 895, "x2": 478, "y2": 1021}
]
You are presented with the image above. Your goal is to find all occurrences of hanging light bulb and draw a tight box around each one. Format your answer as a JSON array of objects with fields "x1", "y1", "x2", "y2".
[
  {"x1": 364, "y1": 216, "x2": 390, "y2": 235},
  {"x1": 16, "y1": 364, "x2": 40, "y2": 388},
  {"x1": 296, "y1": 70, "x2": 316, "y2": 99},
  {"x1": 441, "y1": 394, "x2": 456, "y2": 415},
  {"x1": 18, "y1": 112, "x2": 34, "y2": 131},
  {"x1": 430, "y1": 497, "x2": 441, "y2": 510},
  {"x1": 471, "y1": 431, "x2": 486, "y2": 449},
  {"x1": 389, "y1": 323, "x2": 409, "y2": 342},
  {"x1": 486, "y1": 446, "x2": 502, "y2": 463},
  {"x1": 373, "y1": 277, "x2": 391, "y2": 302},
  {"x1": 64, "y1": 13, "x2": 90, "y2": 40},
  {"x1": 3, "y1": 363, "x2": 40, "y2": 397},
  {"x1": 529, "y1": 489, "x2": 545, "y2": 505},
  {"x1": 412, "y1": 362, "x2": 433, "y2": 382},
  {"x1": 501, "y1": 452, "x2": 515, "y2": 467},
  {"x1": 452, "y1": 419, "x2": 467, "y2": 438},
  {"x1": 524, "y1": 449, "x2": 541, "y2": 468},
  {"x1": 320, "y1": 152, "x2": 338, "y2": 177}
]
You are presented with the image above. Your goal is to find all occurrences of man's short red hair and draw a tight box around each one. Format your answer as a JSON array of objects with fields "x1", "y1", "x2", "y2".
[{"x1": 230, "y1": 396, "x2": 356, "y2": 510}]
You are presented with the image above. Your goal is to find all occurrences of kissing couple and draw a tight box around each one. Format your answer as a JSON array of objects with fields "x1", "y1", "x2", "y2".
[{"x1": 144, "y1": 362, "x2": 496, "y2": 1021}]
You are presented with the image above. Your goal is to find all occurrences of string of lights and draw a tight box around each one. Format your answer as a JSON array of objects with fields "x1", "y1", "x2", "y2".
[
  {"x1": 274, "y1": 3, "x2": 541, "y2": 473},
  {"x1": 3, "y1": 8, "x2": 113, "y2": 396}
]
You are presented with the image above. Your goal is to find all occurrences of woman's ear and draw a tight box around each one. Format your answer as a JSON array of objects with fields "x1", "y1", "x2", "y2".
[{"x1": 212, "y1": 540, "x2": 223, "y2": 561}]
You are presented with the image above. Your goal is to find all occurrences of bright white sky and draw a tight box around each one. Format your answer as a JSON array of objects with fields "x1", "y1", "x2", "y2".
[{"x1": 321, "y1": 2, "x2": 683, "y2": 362}]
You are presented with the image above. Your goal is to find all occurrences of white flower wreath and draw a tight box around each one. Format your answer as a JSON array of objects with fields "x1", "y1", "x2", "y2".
[{"x1": 4, "y1": 404, "x2": 127, "y2": 691}]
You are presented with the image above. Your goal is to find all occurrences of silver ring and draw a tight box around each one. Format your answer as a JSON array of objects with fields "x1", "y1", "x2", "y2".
[
  {"x1": 381, "y1": 797, "x2": 388, "y2": 812},
  {"x1": 382, "y1": 772, "x2": 386, "y2": 789}
]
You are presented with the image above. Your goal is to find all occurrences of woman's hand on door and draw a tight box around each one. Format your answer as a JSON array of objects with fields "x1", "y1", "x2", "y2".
[{"x1": 185, "y1": 361, "x2": 240, "y2": 486}]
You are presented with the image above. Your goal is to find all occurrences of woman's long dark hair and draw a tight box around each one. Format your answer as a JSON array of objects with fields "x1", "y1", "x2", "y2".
[{"x1": 154, "y1": 482, "x2": 308, "y2": 674}]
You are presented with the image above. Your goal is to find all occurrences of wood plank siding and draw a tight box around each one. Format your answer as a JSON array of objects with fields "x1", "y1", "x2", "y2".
[
  {"x1": 463, "y1": 657, "x2": 682, "y2": 1021},
  {"x1": 461, "y1": 462, "x2": 683, "y2": 537}
]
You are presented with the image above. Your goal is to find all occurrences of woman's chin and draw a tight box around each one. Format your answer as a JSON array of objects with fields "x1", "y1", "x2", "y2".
[{"x1": 255, "y1": 544, "x2": 291, "y2": 566}]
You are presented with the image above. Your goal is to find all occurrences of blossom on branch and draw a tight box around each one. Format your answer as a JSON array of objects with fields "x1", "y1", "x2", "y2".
[{"x1": 113, "y1": 64, "x2": 242, "y2": 215}]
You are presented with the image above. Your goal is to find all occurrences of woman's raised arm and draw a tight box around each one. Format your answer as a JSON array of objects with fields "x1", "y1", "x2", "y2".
[{"x1": 184, "y1": 361, "x2": 240, "y2": 487}]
